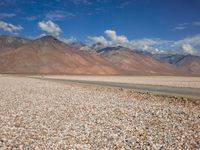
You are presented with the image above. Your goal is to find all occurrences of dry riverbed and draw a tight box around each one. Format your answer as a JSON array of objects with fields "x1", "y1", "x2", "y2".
[{"x1": 0, "y1": 76, "x2": 200, "y2": 149}]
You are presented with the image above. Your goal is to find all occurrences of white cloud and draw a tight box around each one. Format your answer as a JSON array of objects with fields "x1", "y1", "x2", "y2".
[
  {"x1": 105, "y1": 30, "x2": 129, "y2": 44},
  {"x1": 88, "y1": 36, "x2": 108, "y2": 45},
  {"x1": 60, "y1": 36, "x2": 77, "y2": 43},
  {"x1": 88, "y1": 30, "x2": 166, "y2": 53},
  {"x1": 38, "y1": 20, "x2": 61, "y2": 37},
  {"x1": 173, "y1": 21, "x2": 200, "y2": 31},
  {"x1": 88, "y1": 29, "x2": 200, "y2": 55},
  {"x1": 46, "y1": 10, "x2": 75, "y2": 20},
  {"x1": 25, "y1": 16, "x2": 37, "y2": 21},
  {"x1": 174, "y1": 26, "x2": 187, "y2": 30},
  {"x1": 173, "y1": 34, "x2": 200, "y2": 55},
  {"x1": 128, "y1": 39, "x2": 163, "y2": 53},
  {"x1": 28, "y1": 33, "x2": 47, "y2": 40},
  {"x1": 0, "y1": 13, "x2": 16, "y2": 19},
  {"x1": 0, "y1": 21, "x2": 23, "y2": 33},
  {"x1": 173, "y1": 23, "x2": 188, "y2": 30},
  {"x1": 180, "y1": 43, "x2": 197, "y2": 55},
  {"x1": 175, "y1": 34, "x2": 200, "y2": 46},
  {"x1": 70, "y1": 0, "x2": 91, "y2": 5}
]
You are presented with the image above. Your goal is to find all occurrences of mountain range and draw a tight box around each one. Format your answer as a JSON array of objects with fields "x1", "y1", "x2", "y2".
[
  {"x1": 152, "y1": 54, "x2": 200, "y2": 75},
  {"x1": 0, "y1": 35, "x2": 199, "y2": 75}
]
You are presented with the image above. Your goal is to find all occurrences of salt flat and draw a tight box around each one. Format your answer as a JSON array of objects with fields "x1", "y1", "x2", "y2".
[{"x1": 0, "y1": 76, "x2": 199, "y2": 149}]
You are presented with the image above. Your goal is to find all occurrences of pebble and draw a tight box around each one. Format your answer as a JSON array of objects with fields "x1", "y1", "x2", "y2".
[{"x1": 0, "y1": 76, "x2": 199, "y2": 149}]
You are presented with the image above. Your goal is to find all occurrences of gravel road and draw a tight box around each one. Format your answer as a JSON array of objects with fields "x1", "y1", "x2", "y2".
[
  {"x1": 0, "y1": 76, "x2": 200, "y2": 149},
  {"x1": 37, "y1": 78, "x2": 200, "y2": 99},
  {"x1": 41, "y1": 75, "x2": 200, "y2": 89}
]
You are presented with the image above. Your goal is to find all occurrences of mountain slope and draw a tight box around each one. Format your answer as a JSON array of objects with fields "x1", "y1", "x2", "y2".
[
  {"x1": 0, "y1": 36, "x2": 121, "y2": 74},
  {"x1": 98, "y1": 47, "x2": 184, "y2": 75},
  {"x1": 68, "y1": 42, "x2": 92, "y2": 52},
  {"x1": 175, "y1": 55, "x2": 200, "y2": 74},
  {"x1": 153, "y1": 54, "x2": 200, "y2": 75},
  {"x1": 153, "y1": 54, "x2": 185, "y2": 64},
  {"x1": 0, "y1": 35, "x2": 31, "y2": 53}
]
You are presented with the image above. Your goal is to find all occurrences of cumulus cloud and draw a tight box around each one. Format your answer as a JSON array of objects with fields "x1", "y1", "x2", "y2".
[
  {"x1": 175, "y1": 34, "x2": 200, "y2": 46},
  {"x1": 173, "y1": 34, "x2": 200, "y2": 55},
  {"x1": 88, "y1": 29, "x2": 200, "y2": 55},
  {"x1": 105, "y1": 30, "x2": 129, "y2": 44},
  {"x1": 89, "y1": 29, "x2": 166, "y2": 53},
  {"x1": 88, "y1": 36, "x2": 108, "y2": 45},
  {"x1": 128, "y1": 39, "x2": 164, "y2": 53},
  {"x1": 180, "y1": 43, "x2": 197, "y2": 55},
  {"x1": 38, "y1": 20, "x2": 61, "y2": 37},
  {"x1": 0, "y1": 21, "x2": 23, "y2": 33},
  {"x1": 46, "y1": 10, "x2": 75, "y2": 20}
]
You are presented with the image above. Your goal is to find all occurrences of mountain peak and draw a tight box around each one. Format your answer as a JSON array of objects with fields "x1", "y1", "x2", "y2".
[
  {"x1": 33, "y1": 35, "x2": 63, "y2": 46},
  {"x1": 96, "y1": 46, "x2": 130, "y2": 54},
  {"x1": 37, "y1": 35, "x2": 59, "y2": 41}
]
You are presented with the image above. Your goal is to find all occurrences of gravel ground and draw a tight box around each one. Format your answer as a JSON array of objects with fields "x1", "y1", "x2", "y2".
[{"x1": 0, "y1": 76, "x2": 200, "y2": 149}]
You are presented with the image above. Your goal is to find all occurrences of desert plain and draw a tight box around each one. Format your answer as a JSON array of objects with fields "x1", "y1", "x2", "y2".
[{"x1": 0, "y1": 75, "x2": 200, "y2": 149}]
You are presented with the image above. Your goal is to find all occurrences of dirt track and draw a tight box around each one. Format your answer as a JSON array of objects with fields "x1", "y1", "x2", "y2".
[
  {"x1": 40, "y1": 75, "x2": 200, "y2": 88},
  {"x1": 35, "y1": 75, "x2": 200, "y2": 99}
]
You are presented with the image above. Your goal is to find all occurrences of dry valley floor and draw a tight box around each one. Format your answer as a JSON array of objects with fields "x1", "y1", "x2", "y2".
[{"x1": 0, "y1": 76, "x2": 199, "y2": 149}]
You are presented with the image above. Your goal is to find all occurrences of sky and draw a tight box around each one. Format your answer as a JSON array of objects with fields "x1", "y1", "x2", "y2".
[{"x1": 0, "y1": 0, "x2": 200, "y2": 55}]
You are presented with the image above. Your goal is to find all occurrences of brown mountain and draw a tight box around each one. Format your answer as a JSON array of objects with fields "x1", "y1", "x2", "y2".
[
  {"x1": 97, "y1": 46, "x2": 185, "y2": 75},
  {"x1": 175, "y1": 55, "x2": 200, "y2": 75},
  {"x1": 0, "y1": 36, "x2": 120, "y2": 74},
  {"x1": 0, "y1": 35, "x2": 31, "y2": 53},
  {"x1": 153, "y1": 54, "x2": 200, "y2": 75},
  {"x1": 0, "y1": 35, "x2": 195, "y2": 75}
]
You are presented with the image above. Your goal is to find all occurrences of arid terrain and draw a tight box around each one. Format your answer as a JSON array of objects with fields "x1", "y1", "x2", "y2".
[
  {"x1": 1, "y1": 0, "x2": 200, "y2": 149},
  {"x1": 40, "y1": 75, "x2": 200, "y2": 88},
  {"x1": 0, "y1": 75, "x2": 199, "y2": 149}
]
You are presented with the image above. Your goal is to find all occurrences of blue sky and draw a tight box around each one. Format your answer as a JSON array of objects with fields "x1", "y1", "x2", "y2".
[{"x1": 0, "y1": 0, "x2": 200, "y2": 55}]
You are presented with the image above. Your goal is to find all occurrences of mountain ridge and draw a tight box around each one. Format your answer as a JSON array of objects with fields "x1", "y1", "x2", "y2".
[{"x1": 0, "y1": 35, "x2": 199, "y2": 75}]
